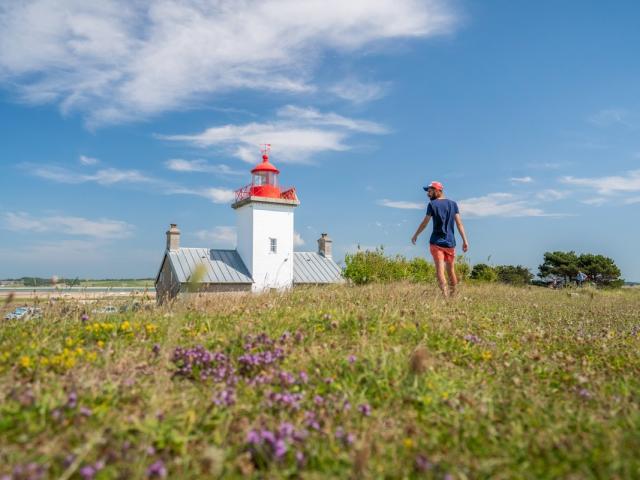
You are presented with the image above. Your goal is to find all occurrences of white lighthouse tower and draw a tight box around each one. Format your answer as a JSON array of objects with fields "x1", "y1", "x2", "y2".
[{"x1": 232, "y1": 145, "x2": 300, "y2": 292}]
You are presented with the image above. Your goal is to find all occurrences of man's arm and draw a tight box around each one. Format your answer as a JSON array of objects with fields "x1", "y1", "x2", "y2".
[
  {"x1": 454, "y1": 213, "x2": 469, "y2": 252},
  {"x1": 411, "y1": 215, "x2": 431, "y2": 245}
]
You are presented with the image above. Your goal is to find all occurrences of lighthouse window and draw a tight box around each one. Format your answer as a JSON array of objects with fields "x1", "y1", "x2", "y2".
[{"x1": 269, "y1": 238, "x2": 278, "y2": 254}]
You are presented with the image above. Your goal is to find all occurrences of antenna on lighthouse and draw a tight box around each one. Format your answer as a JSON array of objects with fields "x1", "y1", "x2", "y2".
[{"x1": 260, "y1": 143, "x2": 271, "y2": 159}]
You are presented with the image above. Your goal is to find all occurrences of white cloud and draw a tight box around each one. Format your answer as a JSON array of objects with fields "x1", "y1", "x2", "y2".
[
  {"x1": 79, "y1": 154, "x2": 99, "y2": 165},
  {"x1": 170, "y1": 187, "x2": 236, "y2": 204},
  {"x1": 561, "y1": 169, "x2": 640, "y2": 194},
  {"x1": 3, "y1": 212, "x2": 133, "y2": 239},
  {"x1": 536, "y1": 189, "x2": 569, "y2": 201},
  {"x1": 294, "y1": 231, "x2": 305, "y2": 247},
  {"x1": 329, "y1": 78, "x2": 388, "y2": 104},
  {"x1": 29, "y1": 165, "x2": 154, "y2": 185},
  {"x1": 510, "y1": 176, "x2": 533, "y2": 184},
  {"x1": 588, "y1": 108, "x2": 633, "y2": 127},
  {"x1": 582, "y1": 197, "x2": 607, "y2": 206},
  {"x1": 0, "y1": 0, "x2": 457, "y2": 125},
  {"x1": 194, "y1": 226, "x2": 237, "y2": 247},
  {"x1": 160, "y1": 105, "x2": 387, "y2": 164},
  {"x1": 377, "y1": 199, "x2": 424, "y2": 210},
  {"x1": 458, "y1": 193, "x2": 548, "y2": 217},
  {"x1": 164, "y1": 159, "x2": 244, "y2": 175}
]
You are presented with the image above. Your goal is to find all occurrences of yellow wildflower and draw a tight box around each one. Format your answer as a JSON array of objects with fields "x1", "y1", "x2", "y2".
[
  {"x1": 481, "y1": 350, "x2": 493, "y2": 361},
  {"x1": 20, "y1": 356, "x2": 32, "y2": 369},
  {"x1": 97, "y1": 340, "x2": 105, "y2": 349},
  {"x1": 403, "y1": 438, "x2": 415, "y2": 449}
]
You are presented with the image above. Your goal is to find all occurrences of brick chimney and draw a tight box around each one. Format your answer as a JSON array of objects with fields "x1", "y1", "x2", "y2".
[
  {"x1": 317, "y1": 233, "x2": 332, "y2": 259},
  {"x1": 166, "y1": 224, "x2": 180, "y2": 251}
]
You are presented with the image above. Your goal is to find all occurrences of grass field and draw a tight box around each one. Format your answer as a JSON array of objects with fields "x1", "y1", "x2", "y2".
[{"x1": 1, "y1": 283, "x2": 639, "y2": 479}]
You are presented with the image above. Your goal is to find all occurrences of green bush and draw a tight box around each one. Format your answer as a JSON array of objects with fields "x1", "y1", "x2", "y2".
[
  {"x1": 470, "y1": 263, "x2": 498, "y2": 282},
  {"x1": 495, "y1": 265, "x2": 533, "y2": 285},
  {"x1": 343, "y1": 248, "x2": 468, "y2": 285}
]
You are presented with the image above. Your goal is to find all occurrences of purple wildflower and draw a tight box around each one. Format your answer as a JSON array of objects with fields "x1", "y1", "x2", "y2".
[
  {"x1": 578, "y1": 388, "x2": 592, "y2": 399},
  {"x1": 295, "y1": 450, "x2": 306, "y2": 467},
  {"x1": 213, "y1": 388, "x2": 236, "y2": 407},
  {"x1": 464, "y1": 334, "x2": 481, "y2": 344},
  {"x1": 294, "y1": 330, "x2": 304, "y2": 343},
  {"x1": 66, "y1": 392, "x2": 78, "y2": 409},
  {"x1": 79, "y1": 465, "x2": 96, "y2": 480},
  {"x1": 81, "y1": 314, "x2": 89, "y2": 323},
  {"x1": 79, "y1": 406, "x2": 92, "y2": 417},
  {"x1": 358, "y1": 403, "x2": 372, "y2": 417},
  {"x1": 146, "y1": 460, "x2": 167, "y2": 478},
  {"x1": 298, "y1": 371, "x2": 309, "y2": 384},
  {"x1": 313, "y1": 395, "x2": 324, "y2": 406},
  {"x1": 414, "y1": 454, "x2": 433, "y2": 472},
  {"x1": 152, "y1": 344, "x2": 161, "y2": 356},
  {"x1": 347, "y1": 355, "x2": 356, "y2": 364}
]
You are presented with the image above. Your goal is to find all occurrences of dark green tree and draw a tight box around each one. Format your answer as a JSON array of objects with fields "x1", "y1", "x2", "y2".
[
  {"x1": 538, "y1": 251, "x2": 579, "y2": 283},
  {"x1": 577, "y1": 253, "x2": 622, "y2": 286}
]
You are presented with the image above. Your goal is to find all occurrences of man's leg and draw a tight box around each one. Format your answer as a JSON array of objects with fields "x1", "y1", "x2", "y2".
[
  {"x1": 434, "y1": 260, "x2": 448, "y2": 297},
  {"x1": 445, "y1": 261, "x2": 458, "y2": 296}
]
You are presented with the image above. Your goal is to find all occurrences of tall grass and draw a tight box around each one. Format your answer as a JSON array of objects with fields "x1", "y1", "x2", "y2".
[{"x1": 1, "y1": 283, "x2": 639, "y2": 478}]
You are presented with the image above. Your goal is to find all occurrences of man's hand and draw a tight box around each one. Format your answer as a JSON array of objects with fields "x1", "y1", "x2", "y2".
[
  {"x1": 411, "y1": 235, "x2": 418, "y2": 245},
  {"x1": 462, "y1": 241, "x2": 469, "y2": 252}
]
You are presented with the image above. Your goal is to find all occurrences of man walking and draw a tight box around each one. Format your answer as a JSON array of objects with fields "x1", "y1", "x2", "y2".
[{"x1": 411, "y1": 181, "x2": 469, "y2": 297}]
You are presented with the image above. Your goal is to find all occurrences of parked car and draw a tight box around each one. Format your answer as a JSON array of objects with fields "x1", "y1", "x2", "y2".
[
  {"x1": 92, "y1": 305, "x2": 119, "y2": 315},
  {"x1": 4, "y1": 307, "x2": 42, "y2": 320}
]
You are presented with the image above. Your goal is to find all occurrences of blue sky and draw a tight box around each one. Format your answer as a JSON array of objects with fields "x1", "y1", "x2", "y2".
[{"x1": 1, "y1": 0, "x2": 639, "y2": 281}]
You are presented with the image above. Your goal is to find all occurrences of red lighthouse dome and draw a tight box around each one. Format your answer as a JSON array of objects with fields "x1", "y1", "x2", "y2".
[{"x1": 234, "y1": 145, "x2": 298, "y2": 203}]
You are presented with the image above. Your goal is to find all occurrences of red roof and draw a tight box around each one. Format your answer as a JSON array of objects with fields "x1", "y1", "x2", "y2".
[{"x1": 251, "y1": 154, "x2": 280, "y2": 174}]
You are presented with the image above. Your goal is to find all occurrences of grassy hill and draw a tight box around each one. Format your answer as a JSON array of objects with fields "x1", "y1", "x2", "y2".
[{"x1": 1, "y1": 283, "x2": 639, "y2": 478}]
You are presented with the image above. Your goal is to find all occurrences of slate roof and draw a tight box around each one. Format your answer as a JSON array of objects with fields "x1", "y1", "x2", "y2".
[
  {"x1": 167, "y1": 248, "x2": 253, "y2": 284},
  {"x1": 161, "y1": 248, "x2": 343, "y2": 285},
  {"x1": 293, "y1": 252, "x2": 343, "y2": 284}
]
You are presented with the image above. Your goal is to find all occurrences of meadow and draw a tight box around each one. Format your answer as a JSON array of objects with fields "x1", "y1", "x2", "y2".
[{"x1": 1, "y1": 283, "x2": 639, "y2": 479}]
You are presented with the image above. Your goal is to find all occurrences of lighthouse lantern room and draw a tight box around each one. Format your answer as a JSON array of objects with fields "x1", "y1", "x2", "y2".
[{"x1": 232, "y1": 145, "x2": 300, "y2": 292}]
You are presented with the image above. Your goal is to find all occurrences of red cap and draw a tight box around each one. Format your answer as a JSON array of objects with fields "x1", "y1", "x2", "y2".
[{"x1": 423, "y1": 181, "x2": 444, "y2": 191}]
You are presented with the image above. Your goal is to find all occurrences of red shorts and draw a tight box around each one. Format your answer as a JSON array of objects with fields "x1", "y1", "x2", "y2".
[{"x1": 430, "y1": 244, "x2": 456, "y2": 264}]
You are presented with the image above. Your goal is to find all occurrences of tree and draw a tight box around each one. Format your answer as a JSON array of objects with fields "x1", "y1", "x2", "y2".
[
  {"x1": 495, "y1": 265, "x2": 533, "y2": 285},
  {"x1": 538, "y1": 251, "x2": 623, "y2": 287},
  {"x1": 538, "y1": 251, "x2": 579, "y2": 283},
  {"x1": 577, "y1": 253, "x2": 622, "y2": 287},
  {"x1": 470, "y1": 263, "x2": 497, "y2": 282}
]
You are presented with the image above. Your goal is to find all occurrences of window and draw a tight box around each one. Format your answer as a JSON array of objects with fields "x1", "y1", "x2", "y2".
[{"x1": 269, "y1": 238, "x2": 277, "y2": 254}]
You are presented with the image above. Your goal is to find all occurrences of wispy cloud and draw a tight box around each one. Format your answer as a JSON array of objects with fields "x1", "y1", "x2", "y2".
[
  {"x1": 588, "y1": 108, "x2": 634, "y2": 128},
  {"x1": 510, "y1": 176, "x2": 533, "y2": 184},
  {"x1": 28, "y1": 165, "x2": 154, "y2": 185},
  {"x1": 536, "y1": 189, "x2": 569, "y2": 201},
  {"x1": 294, "y1": 231, "x2": 305, "y2": 247},
  {"x1": 164, "y1": 159, "x2": 244, "y2": 176},
  {"x1": 328, "y1": 78, "x2": 388, "y2": 104},
  {"x1": 379, "y1": 193, "x2": 557, "y2": 217},
  {"x1": 0, "y1": 0, "x2": 457, "y2": 125},
  {"x1": 377, "y1": 199, "x2": 424, "y2": 210},
  {"x1": 194, "y1": 226, "x2": 237, "y2": 247},
  {"x1": 561, "y1": 169, "x2": 640, "y2": 194},
  {"x1": 160, "y1": 105, "x2": 388, "y2": 164},
  {"x1": 169, "y1": 187, "x2": 236, "y2": 204},
  {"x1": 3, "y1": 212, "x2": 134, "y2": 239},
  {"x1": 79, "y1": 155, "x2": 99, "y2": 166}
]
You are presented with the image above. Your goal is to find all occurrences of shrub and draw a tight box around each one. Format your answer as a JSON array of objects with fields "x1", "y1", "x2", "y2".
[
  {"x1": 343, "y1": 248, "x2": 467, "y2": 285},
  {"x1": 470, "y1": 263, "x2": 497, "y2": 282},
  {"x1": 495, "y1": 265, "x2": 533, "y2": 286}
]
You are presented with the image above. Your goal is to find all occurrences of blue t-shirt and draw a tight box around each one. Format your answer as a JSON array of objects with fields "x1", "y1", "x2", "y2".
[{"x1": 426, "y1": 199, "x2": 459, "y2": 248}]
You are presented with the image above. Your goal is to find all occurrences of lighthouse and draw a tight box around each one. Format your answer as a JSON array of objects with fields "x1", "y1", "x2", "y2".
[
  {"x1": 232, "y1": 145, "x2": 300, "y2": 292},
  {"x1": 154, "y1": 145, "x2": 343, "y2": 303}
]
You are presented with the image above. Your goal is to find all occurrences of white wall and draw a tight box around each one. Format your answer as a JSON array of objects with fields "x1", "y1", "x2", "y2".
[{"x1": 235, "y1": 202, "x2": 295, "y2": 292}]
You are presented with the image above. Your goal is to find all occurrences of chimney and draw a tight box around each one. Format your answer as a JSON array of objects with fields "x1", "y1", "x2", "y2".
[
  {"x1": 317, "y1": 233, "x2": 332, "y2": 259},
  {"x1": 166, "y1": 224, "x2": 180, "y2": 251}
]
